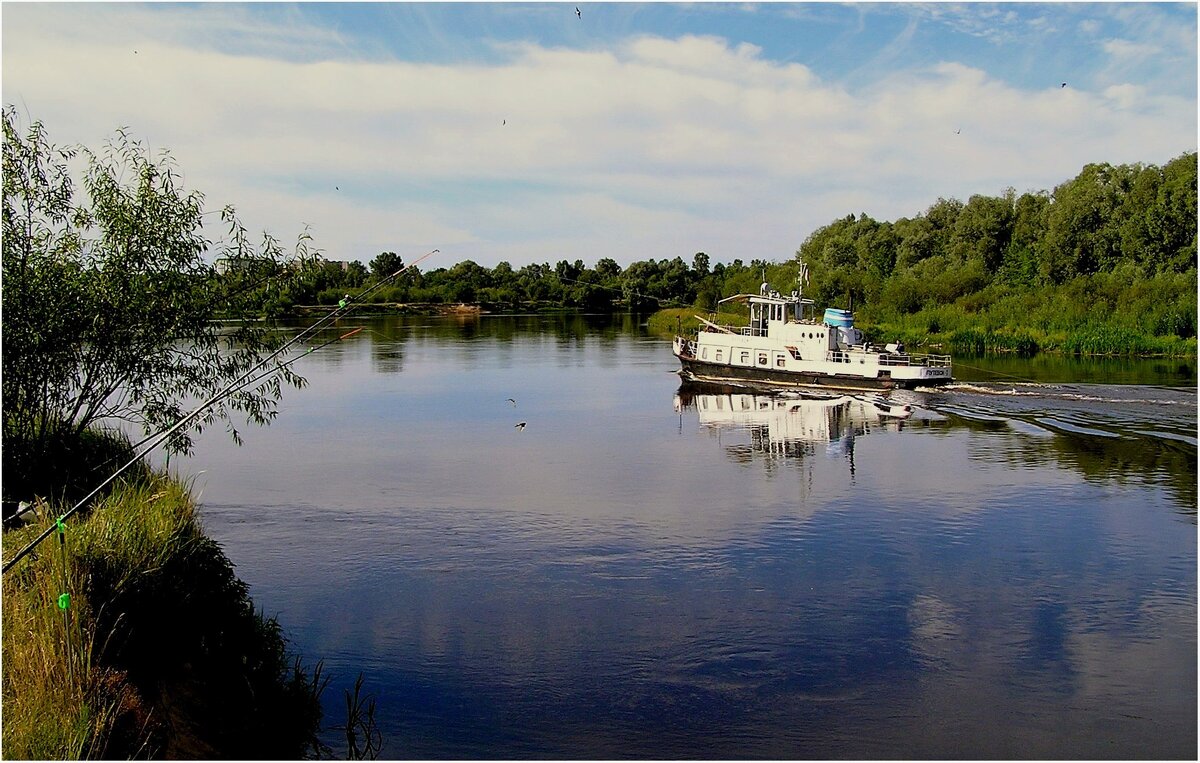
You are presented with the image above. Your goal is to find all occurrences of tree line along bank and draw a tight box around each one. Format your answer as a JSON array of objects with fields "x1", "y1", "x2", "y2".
[{"x1": 242, "y1": 152, "x2": 1195, "y2": 355}]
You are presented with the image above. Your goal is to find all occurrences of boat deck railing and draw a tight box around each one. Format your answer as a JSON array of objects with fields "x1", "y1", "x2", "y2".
[
  {"x1": 876, "y1": 352, "x2": 952, "y2": 368},
  {"x1": 829, "y1": 350, "x2": 952, "y2": 368}
]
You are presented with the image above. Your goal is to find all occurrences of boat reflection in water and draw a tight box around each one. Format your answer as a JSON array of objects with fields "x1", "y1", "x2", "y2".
[{"x1": 673, "y1": 383, "x2": 914, "y2": 467}]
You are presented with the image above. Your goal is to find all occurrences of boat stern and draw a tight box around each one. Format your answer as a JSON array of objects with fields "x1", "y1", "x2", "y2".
[{"x1": 891, "y1": 356, "x2": 953, "y2": 388}]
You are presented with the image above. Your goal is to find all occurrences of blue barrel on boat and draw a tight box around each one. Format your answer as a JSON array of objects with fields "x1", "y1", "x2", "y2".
[{"x1": 823, "y1": 308, "x2": 854, "y2": 327}]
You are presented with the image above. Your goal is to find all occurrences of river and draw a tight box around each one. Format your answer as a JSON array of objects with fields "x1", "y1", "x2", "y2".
[{"x1": 169, "y1": 314, "x2": 1196, "y2": 759}]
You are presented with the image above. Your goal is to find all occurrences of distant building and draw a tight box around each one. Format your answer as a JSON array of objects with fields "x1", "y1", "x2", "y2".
[
  {"x1": 214, "y1": 255, "x2": 351, "y2": 275},
  {"x1": 214, "y1": 255, "x2": 292, "y2": 275},
  {"x1": 213, "y1": 256, "x2": 240, "y2": 275}
]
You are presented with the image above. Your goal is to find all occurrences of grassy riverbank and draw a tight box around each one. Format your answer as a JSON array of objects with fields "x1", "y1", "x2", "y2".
[
  {"x1": 646, "y1": 307, "x2": 747, "y2": 336},
  {"x1": 2, "y1": 463, "x2": 323, "y2": 758}
]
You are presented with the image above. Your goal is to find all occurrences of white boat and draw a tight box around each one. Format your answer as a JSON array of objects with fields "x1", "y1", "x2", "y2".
[{"x1": 672, "y1": 270, "x2": 951, "y2": 392}]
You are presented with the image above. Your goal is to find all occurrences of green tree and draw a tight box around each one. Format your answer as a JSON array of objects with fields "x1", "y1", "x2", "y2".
[
  {"x1": 2, "y1": 108, "x2": 310, "y2": 489},
  {"x1": 949, "y1": 193, "x2": 1013, "y2": 273},
  {"x1": 999, "y1": 190, "x2": 1049, "y2": 286},
  {"x1": 1118, "y1": 153, "x2": 1198, "y2": 274},
  {"x1": 1042, "y1": 163, "x2": 1125, "y2": 282},
  {"x1": 344, "y1": 260, "x2": 368, "y2": 287},
  {"x1": 369, "y1": 250, "x2": 403, "y2": 282},
  {"x1": 595, "y1": 257, "x2": 622, "y2": 280},
  {"x1": 894, "y1": 216, "x2": 936, "y2": 269}
]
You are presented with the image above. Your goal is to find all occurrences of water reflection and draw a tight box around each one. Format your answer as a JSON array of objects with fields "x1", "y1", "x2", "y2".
[
  {"x1": 674, "y1": 384, "x2": 913, "y2": 471},
  {"x1": 671, "y1": 378, "x2": 1197, "y2": 516}
]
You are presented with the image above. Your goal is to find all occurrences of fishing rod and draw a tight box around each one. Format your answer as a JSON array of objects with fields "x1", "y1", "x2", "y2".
[{"x1": 2, "y1": 249, "x2": 440, "y2": 574}]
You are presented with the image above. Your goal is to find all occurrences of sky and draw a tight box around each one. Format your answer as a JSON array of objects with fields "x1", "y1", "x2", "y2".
[{"x1": 2, "y1": 1, "x2": 1196, "y2": 269}]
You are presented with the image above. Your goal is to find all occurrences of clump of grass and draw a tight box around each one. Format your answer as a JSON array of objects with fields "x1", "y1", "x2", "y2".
[
  {"x1": 646, "y1": 307, "x2": 704, "y2": 336},
  {"x1": 947, "y1": 328, "x2": 1040, "y2": 356},
  {"x1": 1058, "y1": 325, "x2": 1158, "y2": 355}
]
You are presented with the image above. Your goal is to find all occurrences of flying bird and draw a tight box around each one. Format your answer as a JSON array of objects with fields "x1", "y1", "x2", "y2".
[
  {"x1": 507, "y1": 398, "x2": 517, "y2": 406},
  {"x1": 1061, "y1": 82, "x2": 1067, "y2": 88},
  {"x1": 514, "y1": 422, "x2": 527, "y2": 431},
  {"x1": 576, "y1": 6, "x2": 581, "y2": 18},
  {"x1": 954, "y1": 128, "x2": 960, "y2": 134}
]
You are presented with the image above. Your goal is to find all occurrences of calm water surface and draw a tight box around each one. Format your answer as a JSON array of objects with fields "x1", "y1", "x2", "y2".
[{"x1": 172, "y1": 315, "x2": 1196, "y2": 759}]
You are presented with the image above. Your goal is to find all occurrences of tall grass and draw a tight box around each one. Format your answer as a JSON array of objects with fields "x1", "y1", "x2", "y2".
[
  {"x1": 2, "y1": 469, "x2": 324, "y2": 758},
  {"x1": 2, "y1": 497, "x2": 149, "y2": 759}
]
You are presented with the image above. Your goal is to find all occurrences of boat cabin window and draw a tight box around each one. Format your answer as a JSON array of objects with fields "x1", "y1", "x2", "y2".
[
  {"x1": 775, "y1": 354, "x2": 786, "y2": 368},
  {"x1": 701, "y1": 347, "x2": 708, "y2": 360},
  {"x1": 739, "y1": 351, "x2": 750, "y2": 365},
  {"x1": 715, "y1": 350, "x2": 723, "y2": 362},
  {"x1": 757, "y1": 352, "x2": 768, "y2": 366}
]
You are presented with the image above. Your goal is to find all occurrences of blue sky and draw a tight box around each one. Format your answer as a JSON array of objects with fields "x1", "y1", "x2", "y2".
[{"x1": 3, "y1": 2, "x2": 1196, "y2": 268}]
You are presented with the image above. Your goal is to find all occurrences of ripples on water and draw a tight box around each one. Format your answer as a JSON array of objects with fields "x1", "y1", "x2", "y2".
[{"x1": 177, "y1": 318, "x2": 1196, "y2": 759}]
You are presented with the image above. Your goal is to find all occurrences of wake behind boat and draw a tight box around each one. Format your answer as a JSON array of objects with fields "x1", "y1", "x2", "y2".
[{"x1": 672, "y1": 266, "x2": 952, "y2": 392}]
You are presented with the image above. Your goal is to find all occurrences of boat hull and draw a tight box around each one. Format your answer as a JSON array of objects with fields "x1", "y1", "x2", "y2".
[{"x1": 676, "y1": 355, "x2": 949, "y2": 392}]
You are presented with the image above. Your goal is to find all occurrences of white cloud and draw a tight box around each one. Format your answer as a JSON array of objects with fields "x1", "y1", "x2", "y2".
[
  {"x1": 3, "y1": 3, "x2": 1195, "y2": 268},
  {"x1": 1102, "y1": 83, "x2": 1147, "y2": 111},
  {"x1": 1102, "y1": 37, "x2": 1162, "y2": 61}
]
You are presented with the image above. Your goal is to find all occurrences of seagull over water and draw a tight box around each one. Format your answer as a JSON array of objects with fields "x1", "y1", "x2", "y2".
[
  {"x1": 507, "y1": 398, "x2": 517, "y2": 406},
  {"x1": 576, "y1": 6, "x2": 581, "y2": 18},
  {"x1": 515, "y1": 421, "x2": 527, "y2": 431}
]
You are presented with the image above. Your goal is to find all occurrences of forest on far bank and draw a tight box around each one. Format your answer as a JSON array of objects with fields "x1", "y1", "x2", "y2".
[{"x1": 243, "y1": 152, "x2": 1196, "y2": 355}]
